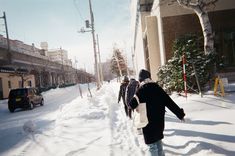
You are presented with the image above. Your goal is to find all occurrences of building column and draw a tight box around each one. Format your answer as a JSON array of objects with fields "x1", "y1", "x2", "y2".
[
  {"x1": 48, "y1": 72, "x2": 53, "y2": 86},
  {"x1": 51, "y1": 72, "x2": 56, "y2": 86},
  {"x1": 39, "y1": 72, "x2": 42, "y2": 88},
  {"x1": 156, "y1": 9, "x2": 166, "y2": 65}
]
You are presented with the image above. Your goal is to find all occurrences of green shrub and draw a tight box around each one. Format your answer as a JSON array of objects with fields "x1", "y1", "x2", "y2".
[{"x1": 157, "y1": 34, "x2": 214, "y2": 93}]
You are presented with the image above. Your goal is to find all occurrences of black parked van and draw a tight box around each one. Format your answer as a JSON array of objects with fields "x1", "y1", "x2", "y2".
[{"x1": 8, "y1": 88, "x2": 44, "y2": 112}]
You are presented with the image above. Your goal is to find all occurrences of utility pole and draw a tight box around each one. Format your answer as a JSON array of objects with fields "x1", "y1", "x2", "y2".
[
  {"x1": 74, "y1": 57, "x2": 78, "y2": 83},
  {"x1": 88, "y1": 0, "x2": 100, "y2": 89},
  {"x1": 96, "y1": 34, "x2": 103, "y2": 84},
  {"x1": 78, "y1": 0, "x2": 101, "y2": 89},
  {"x1": 0, "y1": 12, "x2": 11, "y2": 63},
  {"x1": 74, "y1": 57, "x2": 83, "y2": 98}
]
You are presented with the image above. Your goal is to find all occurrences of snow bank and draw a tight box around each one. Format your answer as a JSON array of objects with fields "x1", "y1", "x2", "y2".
[
  {"x1": 22, "y1": 120, "x2": 36, "y2": 134},
  {"x1": 0, "y1": 82, "x2": 235, "y2": 156}
]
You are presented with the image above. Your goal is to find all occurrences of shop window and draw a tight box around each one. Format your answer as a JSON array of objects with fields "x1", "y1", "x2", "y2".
[
  {"x1": 215, "y1": 29, "x2": 235, "y2": 67},
  {"x1": 223, "y1": 31, "x2": 235, "y2": 66}
]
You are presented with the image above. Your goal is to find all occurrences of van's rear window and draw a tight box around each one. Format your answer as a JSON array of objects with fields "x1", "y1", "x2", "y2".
[{"x1": 9, "y1": 89, "x2": 27, "y2": 97}]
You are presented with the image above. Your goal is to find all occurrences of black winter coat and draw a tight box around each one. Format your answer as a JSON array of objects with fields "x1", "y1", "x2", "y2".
[
  {"x1": 125, "y1": 79, "x2": 139, "y2": 106},
  {"x1": 129, "y1": 80, "x2": 185, "y2": 144},
  {"x1": 118, "y1": 82, "x2": 129, "y2": 105}
]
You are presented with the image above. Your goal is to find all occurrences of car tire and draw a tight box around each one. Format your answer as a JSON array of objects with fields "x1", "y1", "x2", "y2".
[
  {"x1": 29, "y1": 102, "x2": 34, "y2": 110},
  {"x1": 8, "y1": 104, "x2": 15, "y2": 113},
  {"x1": 40, "y1": 99, "x2": 44, "y2": 106}
]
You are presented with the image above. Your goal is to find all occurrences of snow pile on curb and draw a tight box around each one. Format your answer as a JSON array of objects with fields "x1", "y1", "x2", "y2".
[{"x1": 23, "y1": 120, "x2": 36, "y2": 134}]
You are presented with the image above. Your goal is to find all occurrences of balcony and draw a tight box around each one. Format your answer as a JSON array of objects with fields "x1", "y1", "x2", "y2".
[{"x1": 139, "y1": 0, "x2": 154, "y2": 12}]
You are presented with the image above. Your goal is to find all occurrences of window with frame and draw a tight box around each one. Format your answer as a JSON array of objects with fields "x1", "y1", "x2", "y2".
[
  {"x1": 27, "y1": 81, "x2": 32, "y2": 87},
  {"x1": 215, "y1": 29, "x2": 235, "y2": 68}
]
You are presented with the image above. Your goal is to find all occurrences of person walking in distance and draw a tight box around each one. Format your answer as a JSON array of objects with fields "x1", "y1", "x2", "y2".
[
  {"x1": 118, "y1": 76, "x2": 129, "y2": 117},
  {"x1": 129, "y1": 69, "x2": 185, "y2": 156},
  {"x1": 125, "y1": 78, "x2": 139, "y2": 119}
]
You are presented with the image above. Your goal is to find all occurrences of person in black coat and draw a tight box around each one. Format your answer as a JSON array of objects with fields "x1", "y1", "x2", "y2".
[
  {"x1": 118, "y1": 76, "x2": 129, "y2": 117},
  {"x1": 129, "y1": 69, "x2": 185, "y2": 156},
  {"x1": 125, "y1": 78, "x2": 139, "y2": 119}
]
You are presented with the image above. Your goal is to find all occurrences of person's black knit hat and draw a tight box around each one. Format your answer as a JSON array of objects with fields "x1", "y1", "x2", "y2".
[
  {"x1": 123, "y1": 76, "x2": 129, "y2": 82},
  {"x1": 138, "y1": 69, "x2": 151, "y2": 82}
]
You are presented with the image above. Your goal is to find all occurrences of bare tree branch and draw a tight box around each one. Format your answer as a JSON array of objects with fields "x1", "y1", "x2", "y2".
[
  {"x1": 204, "y1": 0, "x2": 219, "y2": 6},
  {"x1": 177, "y1": 0, "x2": 198, "y2": 10}
]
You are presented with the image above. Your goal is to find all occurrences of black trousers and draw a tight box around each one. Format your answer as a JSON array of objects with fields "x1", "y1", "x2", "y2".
[
  {"x1": 123, "y1": 103, "x2": 132, "y2": 119},
  {"x1": 122, "y1": 98, "x2": 132, "y2": 119}
]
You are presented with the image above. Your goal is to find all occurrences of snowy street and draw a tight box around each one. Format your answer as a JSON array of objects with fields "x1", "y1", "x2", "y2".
[{"x1": 0, "y1": 82, "x2": 235, "y2": 156}]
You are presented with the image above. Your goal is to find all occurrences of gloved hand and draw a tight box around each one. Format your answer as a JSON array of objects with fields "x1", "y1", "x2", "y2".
[{"x1": 179, "y1": 109, "x2": 185, "y2": 121}]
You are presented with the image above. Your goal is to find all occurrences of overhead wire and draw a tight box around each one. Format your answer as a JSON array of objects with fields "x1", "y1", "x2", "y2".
[{"x1": 73, "y1": 0, "x2": 85, "y2": 22}]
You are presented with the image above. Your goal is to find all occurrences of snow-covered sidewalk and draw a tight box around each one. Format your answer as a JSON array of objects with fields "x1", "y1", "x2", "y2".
[
  {"x1": 0, "y1": 82, "x2": 235, "y2": 156},
  {"x1": 1, "y1": 83, "x2": 145, "y2": 156},
  {"x1": 164, "y1": 91, "x2": 235, "y2": 155}
]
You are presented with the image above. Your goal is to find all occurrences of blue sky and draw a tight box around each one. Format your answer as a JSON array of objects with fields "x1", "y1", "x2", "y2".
[{"x1": 0, "y1": 0, "x2": 132, "y2": 73}]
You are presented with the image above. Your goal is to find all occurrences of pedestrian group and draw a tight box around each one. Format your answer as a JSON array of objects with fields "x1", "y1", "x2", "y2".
[{"x1": 118, "y1": 69, "x2": 185, "y2": 156}]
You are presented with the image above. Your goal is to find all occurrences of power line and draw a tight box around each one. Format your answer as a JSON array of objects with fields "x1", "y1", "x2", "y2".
[{"x1": 73, "y1": 0, "x2": 85, "y2": 22}]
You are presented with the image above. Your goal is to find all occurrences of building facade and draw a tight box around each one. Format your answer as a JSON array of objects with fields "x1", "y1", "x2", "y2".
[
  {"x1": 46, "y1": 48, "x2": 72, "y2": 67},
  {"x1": 131, "y1": 0, "x2": 235, "y2": 81},
  {"x1": 0, "y1": 37, "x2": 77, "y2": 99},
  {"x1": 0, "y1": 35, "x2": 48, "y2": 59},
  {"x1": 0, "y1": 71, "x2": 35, "y2": 99}
]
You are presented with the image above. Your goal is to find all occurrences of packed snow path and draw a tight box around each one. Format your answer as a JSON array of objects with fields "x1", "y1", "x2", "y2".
[
  {"x1": 0, "y1": 82, "x2": 235, "y2": 156},
  {"x1": 0, "y1": 83, "x2": 145, "y2": 156}
]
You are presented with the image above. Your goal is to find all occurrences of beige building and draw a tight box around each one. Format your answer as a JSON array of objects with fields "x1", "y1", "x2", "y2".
[
  {"x1": 131, "y1": 0, "x2": 235, "y2": 81},
  {"x1": 0, "y1": 36, "x2": 41, "y2": 99},
  {"x1": 0, "y1": 71, "x2": 35, "y2": 99},
  {"x1": 47, "y1": 48, "x2": 73, "y2": 66},
  {"x1": 0, "y1": 37, "x2": 74, "y2": 99}
]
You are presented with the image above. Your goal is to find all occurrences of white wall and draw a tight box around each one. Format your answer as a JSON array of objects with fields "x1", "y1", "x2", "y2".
[{"x1": 134, "y1": 20, "x2": 146, "y2": 74}]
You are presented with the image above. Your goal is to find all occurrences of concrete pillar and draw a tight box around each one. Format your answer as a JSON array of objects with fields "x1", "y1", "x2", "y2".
[
  {"x1": 39, "y1": 72, "x2": 42, "y2": 88},
  {"x1": 48, "y1": 72, "x2": 53, "y2": 86},
  {"x1": 51, "y1": 73, "x2": 55, "y2": 86}
]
